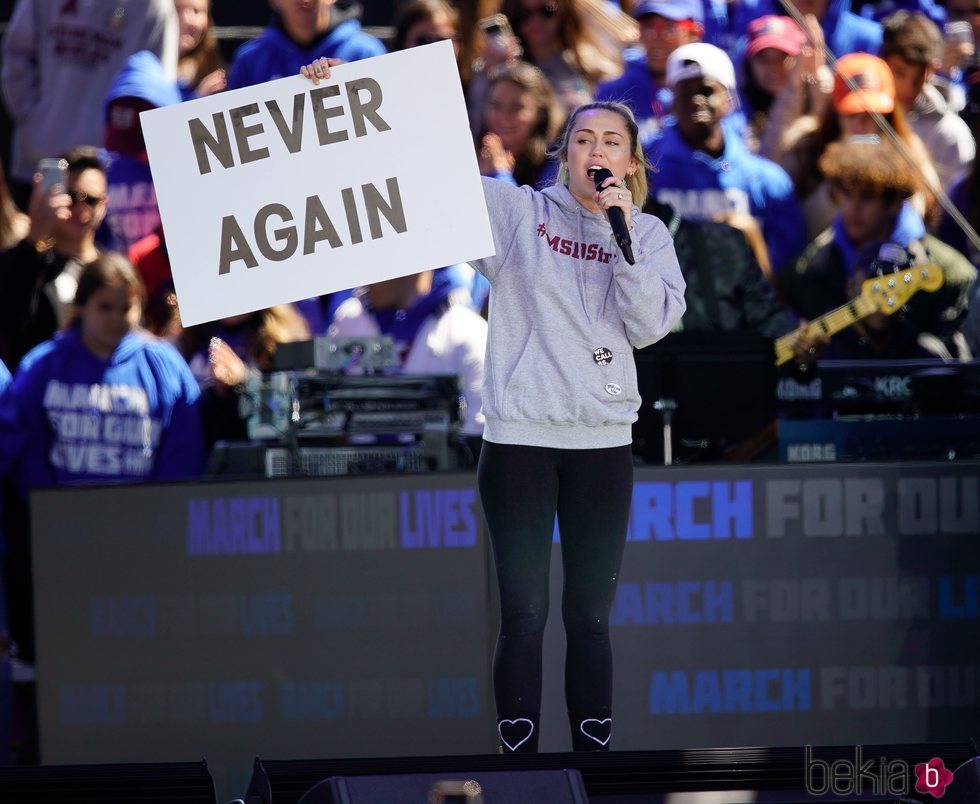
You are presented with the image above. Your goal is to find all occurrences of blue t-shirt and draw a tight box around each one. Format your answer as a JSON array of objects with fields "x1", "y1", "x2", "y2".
[
  {"x1": 596, "y1": 56, "x2": 673, "y2": 148},
  {"x1": 645, "y1": 121, "x2": 807, "y2": 272}
]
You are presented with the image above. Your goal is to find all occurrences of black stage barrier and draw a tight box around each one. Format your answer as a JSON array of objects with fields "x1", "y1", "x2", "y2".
[
  {"x1": 252, "y1": 743, "x2": 979, "y2": 804},
  {"x1": 295, "y1": 768, "x2": 587, "y2": 804},
  {"x1": 945, "y1": 755, "x2": 980, "y2": 804},
  {"x1": 26, "y1": 462, "x2": 980, "y2": 795},
  {"x1": 0, "y1": 760, "x2": 215, "y2": 804}
]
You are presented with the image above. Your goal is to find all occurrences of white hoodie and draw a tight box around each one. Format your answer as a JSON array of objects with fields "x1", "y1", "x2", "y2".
[
  {"x1": 328, "y1": 296, "x2": 488, "y2": 437},
  {"x1": 908, "y1": 82, "x2": 976, "y2": 191}
]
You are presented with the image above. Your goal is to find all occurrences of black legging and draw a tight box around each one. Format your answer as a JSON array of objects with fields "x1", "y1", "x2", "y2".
[{"x1": 477, "y1": 441, "x2": 633, "y2": 752}]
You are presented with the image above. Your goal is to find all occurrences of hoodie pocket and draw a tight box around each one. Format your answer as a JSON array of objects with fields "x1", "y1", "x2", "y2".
[{"x1": 501, "y1": 328, "x2": 632, "y2": 426}]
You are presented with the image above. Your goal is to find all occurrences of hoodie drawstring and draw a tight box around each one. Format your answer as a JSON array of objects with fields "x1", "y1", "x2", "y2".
[{"x1": 576, "y1": 207, "x2": 594, "y2": 325}]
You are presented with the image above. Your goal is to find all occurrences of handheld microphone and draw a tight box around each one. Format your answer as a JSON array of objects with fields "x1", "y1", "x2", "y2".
[{"x1": 589, "y1": 167, "x2": 635, "y2": 265}]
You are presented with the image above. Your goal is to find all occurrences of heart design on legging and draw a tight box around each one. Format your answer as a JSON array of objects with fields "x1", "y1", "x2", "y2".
[
  {"x1": 580, "y1": 718, "x2": 611, "y2": 746},
  {"x1": 498, "y1": 718, "x2": 535, "y2": 751}
]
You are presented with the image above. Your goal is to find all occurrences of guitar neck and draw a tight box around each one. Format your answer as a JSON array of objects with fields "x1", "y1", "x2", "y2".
[{"x1": 775, "y1": 295, "x2": 876, "y2": 366}]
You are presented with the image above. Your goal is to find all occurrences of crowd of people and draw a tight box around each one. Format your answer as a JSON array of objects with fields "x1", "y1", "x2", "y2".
[{"x1": 2, "y1": 0, "x2": 980, "y2": 760}]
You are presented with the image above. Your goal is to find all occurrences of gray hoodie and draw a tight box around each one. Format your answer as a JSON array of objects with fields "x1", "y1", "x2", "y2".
[
  {"x1": 470, "y1": 177, "x2": 686, "y2": 450},
  {"x1": 1, "y1": 0, "x2": 177, "y2": 182}
]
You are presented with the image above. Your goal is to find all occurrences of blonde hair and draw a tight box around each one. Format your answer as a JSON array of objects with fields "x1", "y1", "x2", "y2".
[
  {"x1": 501, "y1": 0, "x2": 623, "y2": 86},
  {"x1": 553, "y1": 101, "x2": 650, "y2": 204},
  {"x1": 253, "y1": 305, "x2": 311, "y2": 370},
  {"x1": 178, "y1": 0, "x2": 224, "y2": 90},
  {"x1": 176, "y1": 304, "x2": 310, "y2": 372}
]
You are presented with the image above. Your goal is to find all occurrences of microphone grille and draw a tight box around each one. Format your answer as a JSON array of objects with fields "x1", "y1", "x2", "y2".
[{"x1": 590, "y1": 167, "x2": 614, "y2": 187}]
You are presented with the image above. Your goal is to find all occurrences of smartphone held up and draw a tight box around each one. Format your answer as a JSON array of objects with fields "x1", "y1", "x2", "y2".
[{"x1": 36, "y1": 157, "x2": 67, "y2": 193}]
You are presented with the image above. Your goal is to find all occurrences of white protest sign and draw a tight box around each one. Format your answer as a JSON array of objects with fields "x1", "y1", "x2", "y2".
[{"x1": 140, "y1": 41, "x2": 494, "y2": 326}]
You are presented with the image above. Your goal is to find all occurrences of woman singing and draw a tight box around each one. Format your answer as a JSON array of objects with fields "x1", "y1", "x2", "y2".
[{"x1": 301, "y1": 59, "x2": 686, "y2": 753}]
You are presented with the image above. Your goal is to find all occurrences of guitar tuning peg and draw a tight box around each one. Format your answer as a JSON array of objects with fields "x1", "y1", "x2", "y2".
[{"x1": 869, "y1": 242, "x2": 913, "y2": 278}]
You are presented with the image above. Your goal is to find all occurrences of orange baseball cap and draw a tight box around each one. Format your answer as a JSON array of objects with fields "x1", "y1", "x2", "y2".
[{"x1": 832, "y1": 52, "x2": 895, "y2": 115}]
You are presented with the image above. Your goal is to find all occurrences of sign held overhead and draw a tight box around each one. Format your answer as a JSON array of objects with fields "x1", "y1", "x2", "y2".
[{"x1": 141, "y1": 41, "x2": 494, "y2": 326}]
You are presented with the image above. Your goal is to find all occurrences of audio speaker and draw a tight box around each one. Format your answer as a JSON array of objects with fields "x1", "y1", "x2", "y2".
[
  {"x1": 296, "y1": 768, "x2": 588, "y2": 804},
  {"x1": 944, "y1": 756, "x2": 980, "y2": 804},
  {"x1": 0, "y1": 761, "x2": 215, "y2": 804}
]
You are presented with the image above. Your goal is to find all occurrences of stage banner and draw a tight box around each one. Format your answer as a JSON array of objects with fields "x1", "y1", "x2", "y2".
[
  {"x1": 31, "y1": 474, "x2": 491, "y2": 795},
  {"x1": 30, "y1": 463, "x2": 979, "y2": 788},
  {"x1": 539, "y1": 462, "x2": 980, "y2": 750},
  {"x1": 140, "y1": 40, "x2": 493, "y2": 326}
]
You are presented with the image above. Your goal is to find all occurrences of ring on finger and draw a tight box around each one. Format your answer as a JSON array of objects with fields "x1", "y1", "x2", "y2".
[{"x1": 617, "y1": 192, "x2": 623, "y2": 200}]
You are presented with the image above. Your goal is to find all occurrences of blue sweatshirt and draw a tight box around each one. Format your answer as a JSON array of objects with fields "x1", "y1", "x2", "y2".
[
  {"x1": 859, "y1": 0, "x2": 946, "y2": 27},
  {"x1": 645, "y1": 120, "x2": 807, "y2": 272},
  {"x1": 821, "y1": 0, "x2": 882, "y2": 58},
  {"x1": 103, "y1": 51, "x2": 182, "y2": 252},
  {"x1": 595, "y1": 56, "x2": 674, "y2": 147},
  {"x1": 469, "y1": 178, "x2": 686, "y2": 449},
  {"x1": 105, "y1": 49, "x2": 181, "y2": 113},
  {"x1": 0, "y1": 328, "x2": 205, "y2": 490},
  {"x1": 227, "y1": 17, "x2": 385, "y2": 90},
  {"x1": 103, "y1": 152, "x2": 160, "y2": 254},
  {"x1": 703, "y1": 0, "x2": 778, "y2": 58}
]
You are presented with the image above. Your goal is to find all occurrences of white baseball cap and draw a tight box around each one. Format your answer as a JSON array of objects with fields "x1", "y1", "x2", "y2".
[{"x1": 665, "y1": 43, "x2": 737, "y2": 93}]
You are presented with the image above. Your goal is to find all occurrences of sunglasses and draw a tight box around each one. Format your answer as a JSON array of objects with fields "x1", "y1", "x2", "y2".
[
  {"x1": 640, "y1": 17, "x2": 700, "y2": 37},
  {"x1": 518, "y1": 4, "x2": 557, "y2": 24},
  {"x1": 69, "y1": 189, "x2": 105, "y2": 209}
]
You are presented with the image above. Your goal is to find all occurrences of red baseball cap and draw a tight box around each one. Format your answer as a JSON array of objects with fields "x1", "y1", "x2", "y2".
[{"x1": 746, "y1": 15, "x2": 807, "y2": 59}]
